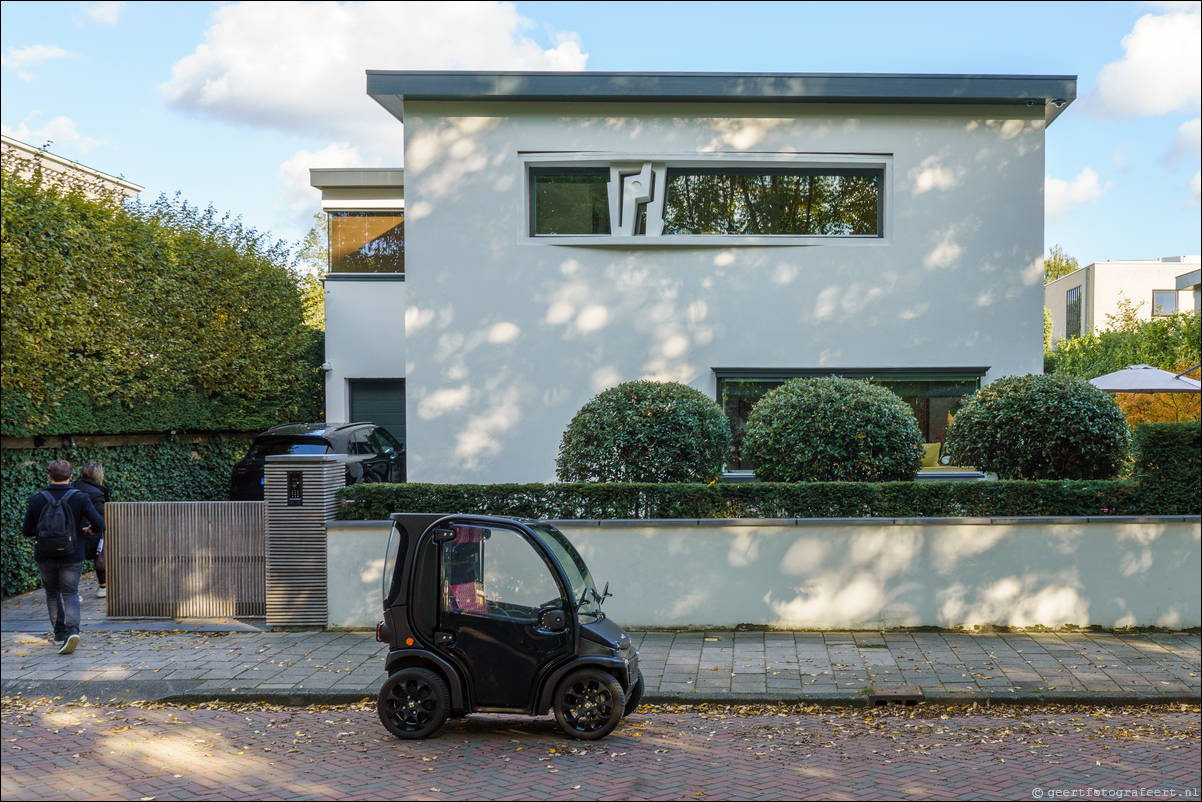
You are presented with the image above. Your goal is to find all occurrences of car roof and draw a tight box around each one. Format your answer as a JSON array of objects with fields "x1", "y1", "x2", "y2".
[{"x1": 259, "y1": 422, "x2": 370, "y2": 439}]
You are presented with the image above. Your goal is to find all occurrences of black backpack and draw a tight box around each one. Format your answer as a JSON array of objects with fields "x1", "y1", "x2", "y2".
[{"x1": 35, "y1": 489, "x2": 79, "y2": 560}]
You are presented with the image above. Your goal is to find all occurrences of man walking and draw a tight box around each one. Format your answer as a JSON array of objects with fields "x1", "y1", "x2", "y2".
[{"x1": 22, "y1": 459, "x2": 105, "y2": 655}]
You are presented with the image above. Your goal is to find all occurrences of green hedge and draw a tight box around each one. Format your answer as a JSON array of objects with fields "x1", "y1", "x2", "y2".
[
  {"x1": 1132, "y1": 422, "x2": 1201, "y2": 515},
  {"x1": 1, "y1": 155, "x2": 322, "y2": 437},
  {"x1": 338, "y1": 479, "x2": 1161, "y2": 522},
  {"x1": 1, "y1": 438, "x2": 252, "y2": 597}
]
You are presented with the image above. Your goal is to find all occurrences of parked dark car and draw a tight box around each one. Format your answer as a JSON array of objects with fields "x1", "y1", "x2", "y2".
[
  {"x1": 228, "y1": 422, "x2": 405, "y2": 500},
  {"x1": 375, "y1": 513, "x2": 643, "y2": 741}
]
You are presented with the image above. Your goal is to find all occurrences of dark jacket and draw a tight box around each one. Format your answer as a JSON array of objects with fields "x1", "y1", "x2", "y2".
[
  {"x1": 22, "y1": 484, "x2": 106, "y2": 564},
  {"x1": 73, "y1": 477, "x2": 110, "y2": 559}
]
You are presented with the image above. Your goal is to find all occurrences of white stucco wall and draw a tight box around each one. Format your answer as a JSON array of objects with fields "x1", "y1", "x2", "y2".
[
  {"x1": 325, "y1": 517, "x2": 1201, "y2": 630},
  {"x1": 402, "y1": 101, "x2": 1047, "y2": 483},
  {"x1": 323, "y1": 279, "x2": 406, "y2": 422}
]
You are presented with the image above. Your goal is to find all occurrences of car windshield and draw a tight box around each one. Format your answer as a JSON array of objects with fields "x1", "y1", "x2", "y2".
[
  {"x1": 246, "y1": 438, "x2": 332, "y2": 459},
  {"x1": 528, "y1": 524, "x2": 602, "y2": 620}
]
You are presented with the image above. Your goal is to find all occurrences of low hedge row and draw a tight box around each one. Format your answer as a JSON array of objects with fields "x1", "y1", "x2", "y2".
[
  {"x1": 338, "y1": 479, "x2": 1159, "y2": 522},
  {"x1": 0, "y1": 438, "x2": 252, "y2": 597}
]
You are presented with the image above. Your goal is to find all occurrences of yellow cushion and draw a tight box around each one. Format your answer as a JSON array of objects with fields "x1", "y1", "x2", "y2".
[{"x1": 921, "y1": 443, "x2": 941, "y2": 468}]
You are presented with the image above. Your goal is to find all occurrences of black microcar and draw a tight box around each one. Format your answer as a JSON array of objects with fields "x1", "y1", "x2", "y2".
[{"x1": 376, "y1": 513, "x2": 643, "y2": 740}]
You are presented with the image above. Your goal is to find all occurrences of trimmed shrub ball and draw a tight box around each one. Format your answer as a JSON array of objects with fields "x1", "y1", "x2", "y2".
[
  {"x1": 741, "y1": 377, "x2": 924, "y2": 482},
  {"x1": 943, "y1": 374, "x2": 1130, "y2": 480},
  {"x1": 556, "y1": 380, "x2": 731, "y2": 483}
]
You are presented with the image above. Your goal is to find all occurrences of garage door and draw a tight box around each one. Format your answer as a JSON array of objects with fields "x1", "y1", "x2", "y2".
[{"x1": 349, "y1": 378, "x2": 406, "y2": 446}]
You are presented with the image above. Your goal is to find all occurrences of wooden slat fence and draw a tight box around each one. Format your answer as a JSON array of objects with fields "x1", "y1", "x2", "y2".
[{"x1": 106, "y1": 501, "x2": 266, "y2": 618}]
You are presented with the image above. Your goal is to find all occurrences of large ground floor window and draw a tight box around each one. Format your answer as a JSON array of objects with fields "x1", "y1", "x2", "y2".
[{"x1": 715, "y1": 368, "x2": 985, "y2": 471}]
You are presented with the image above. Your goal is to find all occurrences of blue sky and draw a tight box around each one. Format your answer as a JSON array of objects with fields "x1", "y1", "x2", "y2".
[{"x1": 2, "y1": 1, "x2": 1199, "y2": 265}]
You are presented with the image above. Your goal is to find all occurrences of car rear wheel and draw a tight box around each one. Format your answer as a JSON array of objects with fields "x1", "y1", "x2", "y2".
[
  {"x1": 378, "y1": 668, "x2": 449, "y2": 739},
  {"x1": 554, "y1": 669, "x2": 624, "y2": 740}
]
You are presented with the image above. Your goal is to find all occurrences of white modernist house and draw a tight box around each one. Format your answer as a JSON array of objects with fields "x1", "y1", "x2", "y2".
[
  {"x1": 2, "y1": 134, "x2": 143, "y2": 202},
  {"x1": 318, "y1": 70, "x2": 1076, "y2": 484},
  {"x1": 1045, "y1": 256, "x2": 1202, "y2": 345}
]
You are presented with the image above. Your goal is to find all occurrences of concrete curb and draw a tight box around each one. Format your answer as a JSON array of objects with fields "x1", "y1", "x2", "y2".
[{"x1": 4, "y1": 680, "x2": 1198, "y2": 709}]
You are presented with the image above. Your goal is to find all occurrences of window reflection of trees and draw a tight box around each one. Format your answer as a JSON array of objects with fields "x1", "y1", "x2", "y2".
[
  {"x1": 329, "y1": 212, "x2": 404, "y2": 274},
  {"x1": 663, "y1": 169, "x2": 881, "y2": 236}
]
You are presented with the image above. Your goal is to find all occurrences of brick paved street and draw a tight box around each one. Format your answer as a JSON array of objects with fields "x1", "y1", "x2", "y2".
[{"x1": 2, "y1": 699, "x2": 1198, "y2": 800}]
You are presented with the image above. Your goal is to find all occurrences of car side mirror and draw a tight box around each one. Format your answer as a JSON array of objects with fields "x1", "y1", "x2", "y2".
[{"x1": 538, "y1": 608, "x2": 567, "y2": 632}]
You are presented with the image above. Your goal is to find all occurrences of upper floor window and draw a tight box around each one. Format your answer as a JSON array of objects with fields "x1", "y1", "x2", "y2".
[
  {"x1": 1065, "y1": 285, "x2": 1082, "y2": 338},
  {"x1": 1152, "y1": 290, "x2": 1178, "y2": 316},
  {"x1": 329, "y1": 211, "x2": 404, "y2": 273},
  {"x1": 526, "y1": 155, "x2": 888, "y2": 241}
]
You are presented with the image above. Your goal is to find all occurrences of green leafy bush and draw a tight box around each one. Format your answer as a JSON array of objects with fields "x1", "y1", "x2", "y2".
[
  {"x1": 338, "y1": 479, "x2": 1149, "y2": 522},
  {"x1": 1051, "y1": 306, "x2": 1200, "y2": 382},
  {"x1": 1, "y1": 155, "x2": 321, "y2": 437},
  {"x1": 1132, "y1": 422, "x2": 1200, "y2": 514},
  {"x1": 0, "y1": 439, "x2": 252, "y2": 597},
  {"x1": 556, "y1": 381, "x2": 730, "y2": 483},
  {"x1": 741, "y1": 377, "x2": 924, "y2": 482},
  {"x1": 944, "y1": 374, "x2": 1129, "y2": 480}
]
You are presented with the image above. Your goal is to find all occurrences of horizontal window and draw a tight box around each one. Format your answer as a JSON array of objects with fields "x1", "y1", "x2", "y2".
[
  {"x1": 663, "y1": 168, "x2": 881, "y2": 236},
  {"x1": 531, "y1": 168, "x2": 611, "y2": 235},
  {"x1": 329, "y1": 211, "x2": 404, "y2": 274}
]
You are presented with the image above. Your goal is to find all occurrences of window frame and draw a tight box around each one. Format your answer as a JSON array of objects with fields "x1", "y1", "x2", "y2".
[
  {"x1": 1151, "y1": 290, "x2": 1178, "y2": 317},
  {"x1": 519, "y1": 151, "x2": 893, "y2": 248},
  {"x1": 1065, "y1": 285, "x2": 1082, "y2": 339},
  {"x1": 326, "y1": 210, "x2": 405, "y2": 275}
]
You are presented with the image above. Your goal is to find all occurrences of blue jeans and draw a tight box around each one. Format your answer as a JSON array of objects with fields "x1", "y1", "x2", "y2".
[{"x1": 38, "y1": 562, "x2": 82, "y2": 638}]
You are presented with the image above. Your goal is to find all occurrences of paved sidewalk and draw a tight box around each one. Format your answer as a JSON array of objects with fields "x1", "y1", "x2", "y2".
[{"x1": 2, "y1": 577, "x2": 1198, "y2": 706}]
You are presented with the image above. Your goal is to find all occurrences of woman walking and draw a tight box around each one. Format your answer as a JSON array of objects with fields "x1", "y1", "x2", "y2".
[{"x1": 74, "y1": 462, "x2": 110, "y2": 597}]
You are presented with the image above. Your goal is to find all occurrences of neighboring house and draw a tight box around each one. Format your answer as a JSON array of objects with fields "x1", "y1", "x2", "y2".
[
  {"x1": 1045, "y1": 256, "x2": 1201, "y2": 345},
  {"x1": 1, "y1": 134, "x2": 142, "y2": 202},
  {"x1": 318, "y1": 70, "x2": 1075, "y2": 484}
]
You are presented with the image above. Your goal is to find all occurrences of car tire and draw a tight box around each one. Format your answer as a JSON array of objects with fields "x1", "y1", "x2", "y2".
[
  {"x1": 623, "y1": 668, "x2": 645, "y2": 717},
  {"x1": 553, "y1": 668, "x2": 625, "y2": 741},
  {"x1": 378, "y1": 668, "x2": 450, "y2": 739}
]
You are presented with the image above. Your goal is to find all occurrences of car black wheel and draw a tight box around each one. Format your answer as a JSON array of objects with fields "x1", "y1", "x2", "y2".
[
  {"x1": 554, "y1": 669, "x2": 625, "y2": 741},
  {"x1": 623, "y1": 669, "x2": 645, "y2": 717},
  {"x1": 378, "y1": 668, "x2": 449, "y2": 739}
]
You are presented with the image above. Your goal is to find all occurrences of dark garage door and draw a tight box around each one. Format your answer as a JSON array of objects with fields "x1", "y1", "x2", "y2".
[{"x1": 349, "y1": 378, "x2": 406, "y2": 447}]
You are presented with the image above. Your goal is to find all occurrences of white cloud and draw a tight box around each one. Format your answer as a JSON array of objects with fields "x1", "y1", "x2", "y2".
[
  {"x1": 1045, "y1": 167, "x2": 1112, "y2": 221},
  {"x1": 1090, "y1": 7, "x2": 1201, "y2": 118},
  {"x1": 0, "y1": 44, "x2": 76, "y2": 80},
  {"x1": 1, "y1": 114, "x2": 106, "y2": 154},
  {"x1": 80, "y1": 2, "x2": 124, "y2": 26},
  {"x1": 278, "y1": 142, "x2": 372, "y2": 221},
  {"x1": 162, "y1": 1, "x2": 587, "y2": 149},
  {"x1": 1167, "y1": 117, "x2": 1202, "y2": 162}
]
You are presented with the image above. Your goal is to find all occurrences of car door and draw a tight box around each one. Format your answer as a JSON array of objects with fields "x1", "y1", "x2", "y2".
[
  {"x1": 436, "y1": 523, "x2": 572, "y2": 709},
  {"x1": 367, "y1": 427, "x2": 404, "y2": 482},
  {"x1": 346, "y1": 429, "x2": 385, "y2": 482}
]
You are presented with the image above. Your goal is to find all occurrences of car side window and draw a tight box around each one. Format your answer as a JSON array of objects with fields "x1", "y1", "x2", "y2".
[
  {"x1": 349, "y1": 430, "x2": 378, "y2": 456},
  {"x1": 441, "y1": 526, "x2": 561, "y2": 621}
]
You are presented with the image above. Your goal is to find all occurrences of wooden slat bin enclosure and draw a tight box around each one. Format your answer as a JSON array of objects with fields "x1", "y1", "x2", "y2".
[{"x1": 106, "y1": 502, "x2": 266, "y2": 618}]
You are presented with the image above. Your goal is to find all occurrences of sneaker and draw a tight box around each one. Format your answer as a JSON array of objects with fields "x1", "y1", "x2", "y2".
[
  {"x1": 59, "y1": 633, "x2": 80, "y2": 655},
  {"x1": 96, "y1": 587, "x2": 107, "y2": 598},
  {"x1": 53, "y1": 634, "x2": 65, "y2": 646}
]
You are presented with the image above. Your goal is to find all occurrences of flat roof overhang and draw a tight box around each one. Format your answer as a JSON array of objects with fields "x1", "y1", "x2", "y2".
[{"x1": 366, "y1": 71, "x2": 1077, "y2": 126}]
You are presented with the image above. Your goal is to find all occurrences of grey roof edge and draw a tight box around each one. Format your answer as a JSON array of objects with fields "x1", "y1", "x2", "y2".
[
  {"x1": 310, "y1": 168, "x2": 403, "y2": 189},
  {"x1": 366, "y1": 71, "x2": 1077, "y2": 125}
]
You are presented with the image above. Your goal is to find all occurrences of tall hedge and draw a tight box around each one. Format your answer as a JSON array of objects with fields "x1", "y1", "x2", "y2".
[
  {"x1": 0, "y1": 439, "x2": 253, "y2": 597},
  {"x1": 1, "y1": 155, "x2": 321, "y2": 437},
  {"x1": 1132, "y1": 422, "x2": 1200, "y2": 514},
  {"x1": 338, "y1": 479, "x2": 1164, "y2": 522}
]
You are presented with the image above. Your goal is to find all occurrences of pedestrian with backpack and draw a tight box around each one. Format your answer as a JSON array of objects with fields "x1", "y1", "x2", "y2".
[
  {"x1": 74, "y1": 461, "x2": 110, "y2": 598},
  {"x1": 22, "y1": 459, "x2": 105, "y2": 655}
]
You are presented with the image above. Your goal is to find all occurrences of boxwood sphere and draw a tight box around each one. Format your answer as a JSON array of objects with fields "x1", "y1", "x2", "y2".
[
  {"x1": 944, "y1": 374, "x2": 1130, "y2": 480},
  {"x1": 556, "y1": 380, "x2": 731, "y2": 483},
  {"x1": 741, "y1": 377, "x2": 924, "y2": 482}
]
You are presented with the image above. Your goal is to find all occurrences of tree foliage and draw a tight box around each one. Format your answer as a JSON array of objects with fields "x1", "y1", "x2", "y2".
[
  {"x1": 1049, "y1": 298, "x2": 1200, "y2": 425},
  {"x1": 1044, "y1": 243, "x2": 1079, "y2": 283},
  {"x1": 741, "y1": 377, "x2": 924, "y2": 482},
  {"x1": 944, "y1": 374, "x2": 1130, "y2": 480},
  {"x1": 1, "y1": 151, "x2": 321, "y2": 436},
  {"x1": 556, "y1": 381, "x2": 730, "y2": 483}
]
